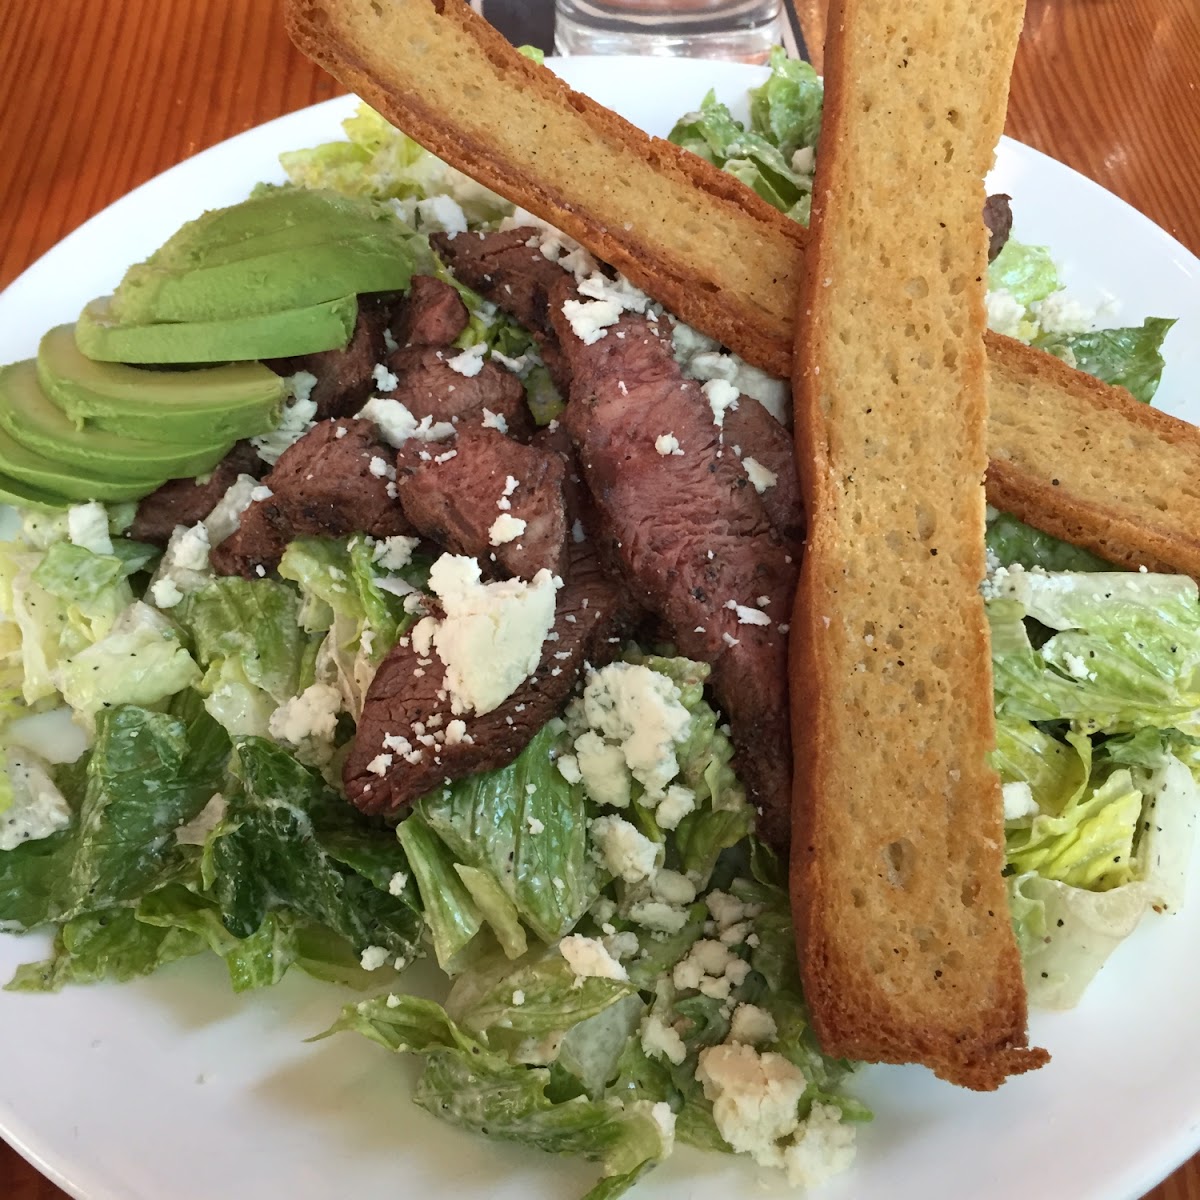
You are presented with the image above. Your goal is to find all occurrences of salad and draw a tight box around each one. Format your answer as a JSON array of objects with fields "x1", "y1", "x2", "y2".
[{"x1": 0, "y1": 49, "x2": 1195, "y2": 1198}]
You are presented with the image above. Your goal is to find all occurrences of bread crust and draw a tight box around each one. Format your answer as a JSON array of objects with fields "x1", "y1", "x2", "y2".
[{"x1": 788, "y1": 0, "x2": 1046, "y2": 1090}]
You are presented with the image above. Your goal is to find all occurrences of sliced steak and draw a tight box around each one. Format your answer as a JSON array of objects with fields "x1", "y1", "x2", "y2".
[
  {"x1": 267, "y1": 295, "x2": 392, "y2": 419},
  {"x1": 432, "y1": 227, "x2": 578, "y2": 394},
  {"x1": 131, "y1": 441, "x2": 264, "y2": 546},
  {"x1": 432, "y1": 228, "x2": 570, "y2": 338},
  {"x1": 720, "y1": 401, "x2": 805, "y2": 551},
  {"x1": 392, "y1": 275, "x2": 470, "y2": 348},
  {"x1": 210, "y1": 418, "x2": 409, "y2": 578},
  {"x1": 437, "y1": 230, "x2": 801, "y2": 547},
  {"x1": 984, "y1": 193, "x2": 1013, "y2": 263},
  {"x1": 383, "y1": 346, "x2": 532, "y2": 440},
  {"x1": 345, "y1": 540, "x2": 630, "y2": 815},
  {"x1": 554, "y1": 309, "x2": 798, "y2": 850},
  {"x1": 395, "y1": 423, "x2": 568, "y2": 580}
]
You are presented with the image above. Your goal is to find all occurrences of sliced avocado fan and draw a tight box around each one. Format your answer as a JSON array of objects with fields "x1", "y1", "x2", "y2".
[
  {"x1": 37, "y1": 325, "x2": 283, "y2": 444},
  {"x1": 75, "y1": 294, "x2": 359, "y2": 364},
  {"x1": 0, "y1": 361, "x2": 233, "y2": 480}
]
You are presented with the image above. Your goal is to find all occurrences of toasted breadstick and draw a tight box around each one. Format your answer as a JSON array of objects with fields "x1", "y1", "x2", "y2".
[
  {"x1": 285, "y1": 0, "x2": 1200, "y2": 580},
  {"x1": 789, "y1": 0, "x2": 1047, "y2": 1090}
]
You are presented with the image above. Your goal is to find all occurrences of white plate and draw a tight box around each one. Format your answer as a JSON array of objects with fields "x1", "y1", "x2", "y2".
[{"x1": 2, "y1": 56, "x2": 1199, "y2": 1200}]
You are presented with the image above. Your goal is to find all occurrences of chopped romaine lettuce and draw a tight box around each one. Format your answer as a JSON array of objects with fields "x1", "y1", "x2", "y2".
[
  {"x1": 747, "y1": 47, "x2": 823, "y2": 162},
  {"x1": 320, "y1": 993, "x2": 672, "y2": 1197},
  {"x1": 986, "y1": 511, "x2": 1112, "y2": 573},
  {"x1": 988, "y1": 567, "x2": 1200, "y2": 736},
  {"x1": 986, "y1": 239, "x2": 1061, "y2": 307},
  {"x1": 1035, "y1": 317, "x2": 1175, "y2": 404},
  {"x1": 204, "y1": 738, "x2": 422, "y2": 969},
  {"x1": 417, "y1": 723, "x2": 602, "y2": 945}
]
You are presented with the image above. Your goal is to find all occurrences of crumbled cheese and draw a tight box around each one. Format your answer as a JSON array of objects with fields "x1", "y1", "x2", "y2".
[
  {"x1": 556, "y1": 753, "x2": 582, "y2": 784},
  {"x1": 412, "y1": 554, "x2": 560, "y2": 715},
  {"x1": 446, "y1": 343, "x2": 487, "y2": 377},
  {"x1": 695, "y1": 1043, "x2": 807, "y2": 1164},
  {"x1": 654, "y1": 433, "x2": 684, "y2": 456},
  {"x1": 702, "y1": 379, "x2": 741, "y2": 427},
  {"x1": 358, "y1": 396, "x2": 456, "y2": 448},
  {"x1": 742, "y1": 457, "x2": 778, "y2": 494},
  {"x1": 580, "y1": 662, "x2": 692, "y2": 797},
  {"x1": 574, "y1": 730, "x2": 632, "y2": 808},
  {"x1": 781, "y1": 1102, "x2": 857, "y2": 1189},
  {"x1": 728, "y1": 601, "x2": 771, "y2": 626},
  {"x1": 526, "y1": 814, "x2": 545, "y2": 835},
  {"x1": 729, "y1": 1003, "x2": 778, "y2": 1047},
  {"x1": 488, "y1": 513, "x2": 528, "y2": 546},
  {"x1": 1034, "y1": 289, "x2": 1116, "y2": 335},
  {"x1": 173, "y1": 523, "x2": 211, "y2": 572},
  {"x1": 252, "y1": 372, "x2": 318, "y2": 464},
  {"x1": 204, "y1": 474, "x2": 259, "y2": 545},
  {"x1": 67, "y1": 502, "x2": 113, "y2": 556},
  {"x1": 628, "y1": 900, "x2": 691, "y2": 933},
  {"x1": 655, "y1": 783, "x2": 696, "y2": 830},
  {"x1": 372, "y1": 362, "x2": 400, "y2": 393},
  {"x1": 268, "y1": 682, "x2": 342, "y2": 747},
  {"x1": 360, "y1": 945, "x2": 390, "y2": 972},
  {"x1": 985, "y1": 288, "x2": 1027, "y2": 339},
  {"x1": 368, "y1": 455, "x2": 395, "y2": 480},
  {"x1": 589, "y1": 814, "x2": 660, "y2": 883},
  {"x1": 651, "y1": 869, "x2": 697, "y2": 906},
  {"x1": 562, "y1": 298, "x2": 622, "y2": 345},
  {"x1": 150, "y1": 578, "x2": 184, "y2": 610},
  {"x1": 480, "y1": 407, "x2": 508, "y2": 433},
  {"x1": 388, "y1": 871, "x2": 409, "y2": 896},
  {"x1": 415, "y1": 193, "x2": 468, "y2": 236},
  {"x1": 706, "y1": 890, "x2": 750, "y2": 929},
  {"x1": 373, "y1": 535, "x2": 421, "y2": 572},
  {"x1": 512, "y1": 989, "x2": 526, "y2": 1006},
  {"x1": 791, "y1": 145, "x2": 815, "y2": 175},
  {"x1": 641, "y1": 1014, "x2": 687, "y2": 1065},
  {"x1": 559, "y1": 934, "x2": 629, "y2": 981},
  {"x1": 1002, "y1": 780, "x2": 1039, "y2": 821},
  {"x1": 1062, "y1": 651, "x2": 1092, "y2": 680}
]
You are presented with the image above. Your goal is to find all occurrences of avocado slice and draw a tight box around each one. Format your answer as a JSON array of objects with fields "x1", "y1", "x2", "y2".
[
  {"x1": 110, "y1": 233, "x2": 414, "y2": 324},
  {"x1": 0, "y1": 420, "x2": 165, "y2": 503},
  {"x1": 0, "y1": 361, "x2": 233, "y2": 481},
  {"x1": 141, "y1": 189, "x2": 412, "y2": 270},
  {"x1": 75, "y1": 294, "x2": 359, "y2": 364},
  {"x1": 38, "y1": 325, "x2": 283, "y2": 444},
  {"x1": 0, "y1": 469, "x2": 70, "y2": 512}
]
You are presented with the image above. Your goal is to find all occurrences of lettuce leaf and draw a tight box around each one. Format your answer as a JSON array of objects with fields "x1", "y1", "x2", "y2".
[
  {"x1": 988, "y1": 568, "x2": 1200, "y2": 736},
  {"x1": 668, "y1": 91, "x2": 812, "y2": 222},
  {"x1": 320, "y1": 994, "x2": 672, "y2": 1193},
  {"x1": 987, "y1": 239, "x2": 1061, "y2": 307},
  {"x1": 986, "y1": 512, "x2": 1112, "y2": 573},
  {"x1": 1035, "y1": 317, "x2": 1175, "y2": 404},
  {"x1": 204, "y1": 738, "x2": 422, "y2": 967},
  {"x1": 747, "y1": 47, "x2": 823, "y2": 161},
  {"x1": 6, "y1": 905, "x2": 204, "y2": 993},
  {"x1": 417, "y1": 723, "x2": 601, "y2": 944}
]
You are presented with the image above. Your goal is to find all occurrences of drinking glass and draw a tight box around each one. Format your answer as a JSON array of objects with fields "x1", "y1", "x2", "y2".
[{"x1": 554, "y1": 0, "x2": 784, "y2": 62}]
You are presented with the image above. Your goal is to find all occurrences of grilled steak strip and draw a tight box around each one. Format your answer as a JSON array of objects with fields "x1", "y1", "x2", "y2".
[
  {"x1": 395, "y1": 422, "x2": 568, "y2": 580},
  {"x1": 392, "y1": 274, "x2": 470, "y2": 348},
  {"x1": 211, "y1": 418, "x2": 410, "y2": 578},
  {"x1": 344, "y1": 540, "x2": 631, "y2": 815},
  {"x1": 131, "y1": 441, "x2": 265, "y2": 546},
  {"x1": 554, "y1": 308, "x2": 798, "y2": 849}
]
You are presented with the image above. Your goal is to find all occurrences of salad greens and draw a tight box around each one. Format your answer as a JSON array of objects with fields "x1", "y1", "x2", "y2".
[{"x1": 0, "y1": 45, "x2": 1195, "y2": 1200}]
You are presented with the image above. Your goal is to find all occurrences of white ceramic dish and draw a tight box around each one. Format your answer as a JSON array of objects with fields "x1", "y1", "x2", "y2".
[{"x1": 1, "y1": 56, "x2": 1199, "y2": 1200}]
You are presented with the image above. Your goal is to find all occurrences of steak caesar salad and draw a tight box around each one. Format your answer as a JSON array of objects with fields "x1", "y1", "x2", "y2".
[{"x1": 0, "y1": 48, "x2": 1196, "y2": 1198}]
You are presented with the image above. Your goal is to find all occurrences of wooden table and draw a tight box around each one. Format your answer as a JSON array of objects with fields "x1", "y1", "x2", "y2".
[{"x1": 0, "y1": 1, "x2": 1197, "y2": 1197}]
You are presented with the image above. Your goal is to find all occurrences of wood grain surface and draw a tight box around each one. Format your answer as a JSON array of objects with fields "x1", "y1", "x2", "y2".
[{"x1": 0, "y1": 1, "x2": 1198, "y2": 1198}]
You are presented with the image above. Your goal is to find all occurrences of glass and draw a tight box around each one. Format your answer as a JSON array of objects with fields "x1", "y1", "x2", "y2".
[{"x1": 554, "y1": 0, "x2": 784, "y2": 62}]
